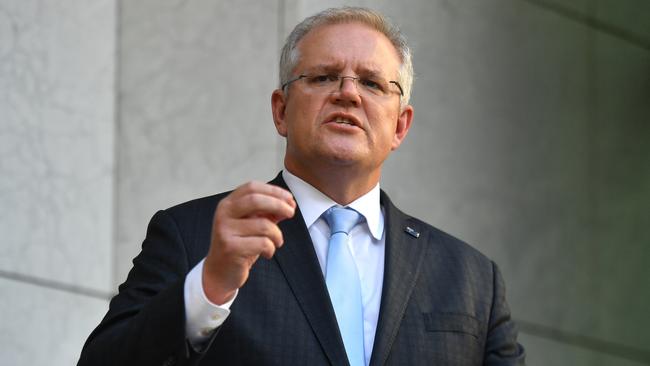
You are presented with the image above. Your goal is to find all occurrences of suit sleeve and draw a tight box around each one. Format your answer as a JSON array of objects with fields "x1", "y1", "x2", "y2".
[
  {"x1": 484, "y1": 261, "x2": 526, "y2": 365},
  {"x1": 78, "y1": 210, "x2": 211, "y2": 366}
]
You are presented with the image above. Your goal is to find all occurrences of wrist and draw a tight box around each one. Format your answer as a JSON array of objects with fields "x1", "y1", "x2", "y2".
[{"x1": 202, "y1": 262, "x2": 237, "y2": 305}]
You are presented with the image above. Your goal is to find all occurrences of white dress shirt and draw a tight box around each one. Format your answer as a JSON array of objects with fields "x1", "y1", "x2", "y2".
[{"x1": 184, "y1": 170, "x2": 386, "y2": 363}]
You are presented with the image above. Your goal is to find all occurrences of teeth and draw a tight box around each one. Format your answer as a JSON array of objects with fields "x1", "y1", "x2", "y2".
[{"x1": 334, "y1": 117, "x2": 353, "y2": 125}]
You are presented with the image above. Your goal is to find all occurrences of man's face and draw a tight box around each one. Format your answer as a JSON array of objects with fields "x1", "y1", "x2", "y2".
[{"x1": 272, "y1": 22, "x2": 413, "y2": 183}]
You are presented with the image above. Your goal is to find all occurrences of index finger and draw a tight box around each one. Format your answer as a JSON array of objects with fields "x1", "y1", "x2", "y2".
[{"x1": 231, "y1": 181, "x2": 295, "y2": 206}]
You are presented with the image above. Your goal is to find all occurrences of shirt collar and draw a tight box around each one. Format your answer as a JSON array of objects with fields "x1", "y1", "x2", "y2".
[{"x1": 282, "y1": 169, "x2": 384, "y2": 240}]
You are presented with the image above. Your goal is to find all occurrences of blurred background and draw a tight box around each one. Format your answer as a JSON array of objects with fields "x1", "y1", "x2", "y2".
[{"x1": 1, "y1": 0, "x2": 648, "y2": 364}]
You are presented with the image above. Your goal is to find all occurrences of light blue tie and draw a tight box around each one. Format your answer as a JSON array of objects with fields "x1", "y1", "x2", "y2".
[{"x1": 324, "y1": 206, "x2": 365, "y2": 366}]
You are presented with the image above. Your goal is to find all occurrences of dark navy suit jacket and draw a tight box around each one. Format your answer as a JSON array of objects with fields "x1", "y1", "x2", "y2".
[{"x1": 79, "y1": 174, "x2": 525, "y2": 365}]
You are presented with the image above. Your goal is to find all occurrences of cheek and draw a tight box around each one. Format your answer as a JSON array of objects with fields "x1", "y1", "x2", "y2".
[
  {"x1": 371, "y1": 107, "x2": 399, "y2": 137},
  {"x1": 290, "y1": 98, "x2": 323, "y2": 128}
]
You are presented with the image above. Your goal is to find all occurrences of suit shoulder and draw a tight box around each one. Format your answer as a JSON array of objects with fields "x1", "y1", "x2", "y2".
[
  {"x1": 163, "y1": 191, "x2": 231, "y2": 218},
  {"x1": 143, "y1": 192, "x2": 232, "y2": 264},
  {"x1": 150, "y1": 191, "x2": 233, "y2": 243}
]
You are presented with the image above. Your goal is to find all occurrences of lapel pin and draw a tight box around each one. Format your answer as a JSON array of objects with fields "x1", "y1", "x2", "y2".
[{"x1": 405, "y1": 226, "x2": 420, "y2": 238}]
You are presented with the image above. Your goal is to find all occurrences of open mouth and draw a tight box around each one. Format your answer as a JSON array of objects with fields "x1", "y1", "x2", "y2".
[
  {"x1": 333, "y1": 117, "x2": 356, "y2": 126},
  {"x1": 326, "y1": 113, "x2": 362, "y2": 129}
]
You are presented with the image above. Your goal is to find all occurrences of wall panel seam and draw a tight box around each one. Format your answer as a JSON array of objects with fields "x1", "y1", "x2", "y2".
[
  {"x1": 521, "y1": 0, "x2": 650, "y2": 51},
  {"x1": 0, "y1": 269, "x2": 113, "y2": 301}
]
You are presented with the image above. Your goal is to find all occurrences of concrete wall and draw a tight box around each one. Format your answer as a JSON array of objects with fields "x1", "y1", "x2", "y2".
[
  {"x1": 0, "y1": 1, "x2": 115, "y2": 364},
  {"x1": 1, "y1": 0, "x2": 647, "y2": 364},
  {"x1": 115, "y1": 0, "x2": 285, "y2": 286}
]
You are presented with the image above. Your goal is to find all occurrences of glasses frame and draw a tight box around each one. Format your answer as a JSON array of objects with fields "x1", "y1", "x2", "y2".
[{"x1": 282, "y1": 74, "x2": 404, "y2": 97}]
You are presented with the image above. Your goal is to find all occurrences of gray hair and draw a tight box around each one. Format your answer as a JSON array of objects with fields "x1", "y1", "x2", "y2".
[{"x1": 279, "y1": 7, "x2": 414, "y2": 105}]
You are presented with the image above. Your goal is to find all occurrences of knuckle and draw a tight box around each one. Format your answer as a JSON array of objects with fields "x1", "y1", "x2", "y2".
[
  {"x1": 234, "y1": 181, "x2": 252, "y2": 195},
  {"x1": 216, "y1": 198, "x2": 232, "y2": 216},
  {"x1": 261, "y1": 237, "x2": 273, "y2": 249},
  {"x1": 270, "y1": 185, "x2": 284, "y2": 196},
  {"x1": 241, "y1": 180, "x2": 261, "y2": 191},
  {"x1": 256, "y1": 220, "x2": 269, "y2": 235},
  {"x1": 271, "y1": 199, "x2": 283, "y2": 211},
  {"x1": 247, "y1": 194, "x2": 262, "y2": 206}
]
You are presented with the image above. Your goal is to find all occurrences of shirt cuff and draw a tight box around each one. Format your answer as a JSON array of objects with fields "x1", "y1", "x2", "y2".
[{"x1": 184, "y1": 258, "x2": 237, "y2": 348}]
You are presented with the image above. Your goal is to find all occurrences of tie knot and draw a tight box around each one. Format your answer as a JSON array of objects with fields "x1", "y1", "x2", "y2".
[{"x1": 324, "y1": 206, "x2": 362, "y2": 235}]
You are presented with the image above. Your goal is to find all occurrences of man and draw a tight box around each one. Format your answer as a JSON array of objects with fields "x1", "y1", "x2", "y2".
[{"x1": 79, "y1": 7, "x2": 525, "y2": 366}]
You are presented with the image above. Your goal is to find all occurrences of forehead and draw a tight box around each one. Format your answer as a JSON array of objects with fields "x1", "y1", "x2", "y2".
[{"x1": 295, "y1": 22, "x2": 401, "y2": 76}]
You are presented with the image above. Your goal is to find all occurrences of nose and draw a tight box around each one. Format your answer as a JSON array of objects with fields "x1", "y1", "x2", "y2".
[
  {"x1": 338, "y1": 76, "x2": 359, "y2": 91},
  {"x1": 332, "y1": 76, "x2": 361, "y2": 106}
]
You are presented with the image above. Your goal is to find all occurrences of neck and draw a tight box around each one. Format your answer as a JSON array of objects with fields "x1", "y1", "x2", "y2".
[{"x1": 285, "y1": 161, "x2": 380, "y2": 205}]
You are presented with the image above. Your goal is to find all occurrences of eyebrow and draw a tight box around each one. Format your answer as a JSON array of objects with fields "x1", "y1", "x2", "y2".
[
  {"x1": 304, "y1": 64, "x2": 389, "y2": 79},
  {"x1": 358, "y1": 68, "x2": 384, "y2": 78},
  {"x1": 304, "y1": 63, "x2": 344, "y2": 74}
]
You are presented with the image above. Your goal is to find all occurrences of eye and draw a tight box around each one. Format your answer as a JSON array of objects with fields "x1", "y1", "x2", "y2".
[
  {"x1": 307, "y1": 74, "x2": 338, "y2": 84},
  {"x1": 360, "y1": 78, "x2": 385, "y2": 92}
]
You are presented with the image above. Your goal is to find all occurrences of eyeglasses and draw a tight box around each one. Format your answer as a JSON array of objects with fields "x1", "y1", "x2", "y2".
[{"x1": 282, "y1": 74, "x2": 404, "y2": 98}]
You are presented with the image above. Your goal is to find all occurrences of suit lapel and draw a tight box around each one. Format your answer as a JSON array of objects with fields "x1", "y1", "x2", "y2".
[
  {"x1": 370, "y1": 191, "x2": 429, "y2": 366},
  {"x1": 270, "y1": 174, "x2": 349, "y2": 366}
]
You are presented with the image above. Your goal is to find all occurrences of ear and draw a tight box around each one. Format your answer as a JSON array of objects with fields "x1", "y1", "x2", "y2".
[
  {"x1": 391, "y1": 104, "x2": 413, "y2": 150},
  {"x1": 271, "y1": 89, "x2": 288, "y2": 137}
]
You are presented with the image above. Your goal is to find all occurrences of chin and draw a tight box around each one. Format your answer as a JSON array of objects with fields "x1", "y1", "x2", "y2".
[
  {"x1": 321, "y1": 151, "x2": 365, "y2": 167},
  {"x1": 322, "y1": 140, "x2": 356, "y2": 153}
]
